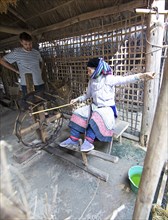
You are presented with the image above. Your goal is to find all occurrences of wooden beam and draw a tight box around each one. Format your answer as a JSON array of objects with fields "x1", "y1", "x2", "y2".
[
  {"x1": 132, "y1": 51, "x2": 168, "y2": 219},
  {"x1": 45, "y1": 146, "x2": 109, "y2": 181},
  {"x1": 46, "y1": 113, "x2": 62, "y2": 123},
  {"x1": 8, "y1": 8, "x2": 27, "y2": 23},
  {"x1": 20, "y1": 113, "x2": 62, "y2": 136},
  {"x1": 140, "y1": 0, "x2": 165, "y2": 146},
  {"x1": 26, "y1": 0, "x2": 74, "y2": 21},
  {"x1": 0, "y1": 35, "x2": 19, "y2": 48},
  {"x1": 0, "y1": 0, "x2": 147, "y2": 50},
  {"x1": 135, "y1": 8, "x2": 168, "y2": 14},
  {"x1": 33, "y1": 0, "x2": 147, "y2": 35},
  {"x1": 20, "y1": 121, "x2": 39, "y2": 136},
  {"x1": 0, "y1": 25, "x2": 31, "y2": 35},
  {"x1": 0, "y1": 0, "x2": 147, "y2": 48},
  {"x1": 87, "y1": 150, "x2": 119, "y2": 163},
  {"x1": 42, "y1": 14, "x2": 143, "y2": 45}
]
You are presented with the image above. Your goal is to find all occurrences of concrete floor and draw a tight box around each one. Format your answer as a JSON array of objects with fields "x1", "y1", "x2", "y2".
[{"x1": 0, "y1": 105, "x2": 146, "y2": 220}]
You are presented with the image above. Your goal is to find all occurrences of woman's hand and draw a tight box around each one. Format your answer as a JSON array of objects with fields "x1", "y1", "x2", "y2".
[
  {"x1": 70, "y1": 98, "x2": 79, "y2": 104},
  {"x1": 138, "y1": 72, "x2": 155, "y2": 80},
  {"x1": 144, "y1": 72, "x2": 155, "y2": 80}
]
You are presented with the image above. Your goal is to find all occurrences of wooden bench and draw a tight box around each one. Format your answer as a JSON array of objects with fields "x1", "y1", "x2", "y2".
[
  {"x1": 46, "y1": 119, "x2": 129, "y2": 181},
  {"x1": 81, "y1": 119, "x2": 129, "y2": 168},
  {"x1": 108, "y1": 119, "x2": 129, "y2": 154}
]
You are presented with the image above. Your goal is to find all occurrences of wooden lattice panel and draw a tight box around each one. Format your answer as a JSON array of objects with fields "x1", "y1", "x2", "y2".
[{"x1": 39, "y1": 14, "x2": 146, "y2": 138}]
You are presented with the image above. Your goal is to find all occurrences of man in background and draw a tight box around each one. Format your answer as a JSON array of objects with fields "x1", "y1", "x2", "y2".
[{"x1": 0, "y1": 32, "x2": 44, "y2": 97}]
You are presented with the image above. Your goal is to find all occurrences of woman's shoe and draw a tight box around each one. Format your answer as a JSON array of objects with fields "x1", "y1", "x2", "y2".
[
  {"x1": 80, "y1": 139, "x2": 94, "y2": 152},
  {"x1": 59, "y1": 138, "x2": 80, "y2": 148}
]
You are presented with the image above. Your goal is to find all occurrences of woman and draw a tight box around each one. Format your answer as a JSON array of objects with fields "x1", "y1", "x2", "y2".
[{"x1": 60, "y1": 57, "x2": 155, "y2": 152}]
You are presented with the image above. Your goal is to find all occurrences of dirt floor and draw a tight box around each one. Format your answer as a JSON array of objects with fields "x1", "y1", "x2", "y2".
[{"x1": 0, "y1": 104, "x2": 147, "y2": 220}]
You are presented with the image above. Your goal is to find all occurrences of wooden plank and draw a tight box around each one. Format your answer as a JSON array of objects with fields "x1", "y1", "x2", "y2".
[
  {"x1": 0, "y1": 98, "x2": 11, "y2": 105},
  {"x1": 46, "y1": 113, "x2": 62, "y2": 123},
  {"x1": 20, "y1": 113, "x2": 62, "y2": 135},
  {"x1": 54, "y1": 143, "x2": 119, "y2": 163},
  {"x1": 107, "y1": 120, "x2": 129, "y2": 154},
  {"x1": 25, "y1": 100, "x2": 36, "y2": 106},
  {"x1": 13, "y1": 147, "x2": 37, "y2": 164},
  {"x1": 122, "y1": 132, "x2": 139, "y2": 142},
  {"x1": 45, "y1": 146, "x2": 109, "y2": 182},
  {"x1": 87, "y1": 150, "x2": 119, "y2": 163},
  {"x1": 34, "y1": 95, "x2": 47, "y2": 101},
  {"x1": 25, "y1": 73, "x2": 35, "y2": 94},
  {"x1": 20, "y1": 121, "x2": 39, "y2": 135},
  {"x1": 113, "y1": 120, "x2": 129, "y2": 138}
]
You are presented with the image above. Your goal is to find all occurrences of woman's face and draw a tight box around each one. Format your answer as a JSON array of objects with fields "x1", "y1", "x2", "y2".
[{"x1": 87, "y1": 67, "x2": 95, "y2": 77}]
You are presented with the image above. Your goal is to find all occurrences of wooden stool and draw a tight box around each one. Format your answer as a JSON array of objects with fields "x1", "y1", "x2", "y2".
[{"x1": 108, "y1": 119, "x2": 129, "y2": 154}]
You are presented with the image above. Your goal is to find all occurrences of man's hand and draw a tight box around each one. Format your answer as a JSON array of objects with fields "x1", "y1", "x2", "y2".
[{"x1": 0, "y1": 58, "x2": 20, "y2": 75}]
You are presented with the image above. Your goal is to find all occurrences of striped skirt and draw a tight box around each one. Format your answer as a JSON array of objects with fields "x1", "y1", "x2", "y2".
[{"x1": 69, "y1": 105, "x2": 115, "y2": 142}]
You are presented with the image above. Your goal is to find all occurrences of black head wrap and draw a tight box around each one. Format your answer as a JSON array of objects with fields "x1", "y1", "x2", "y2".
[{"x1": 87, "y1": 57, "x2": 100, "y2": 68}]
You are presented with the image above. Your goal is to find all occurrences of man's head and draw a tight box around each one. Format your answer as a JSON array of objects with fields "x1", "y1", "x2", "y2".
[{"x1": 19, "y1": 32, "x2": 32, "y2": 51}]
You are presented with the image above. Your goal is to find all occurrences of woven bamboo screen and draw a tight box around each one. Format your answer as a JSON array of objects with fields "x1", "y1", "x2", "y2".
[{"x1": 40, "y1": 14, "x2": 146, "y2": 138}]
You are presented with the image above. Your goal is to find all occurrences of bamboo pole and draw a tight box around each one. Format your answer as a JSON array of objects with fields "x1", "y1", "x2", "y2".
[
  {"x1": 140, "y1": 0, "x2": 166, "y2": 146},
  {"x1": 132, "y1": 51, "x2": 168, "y2": 219},
  {"x1": 135, "y1": 8, "x2": 168, "y2": 14},
  {"x1": 31, "y1": 103, "x2": 73, "y2": 115}
]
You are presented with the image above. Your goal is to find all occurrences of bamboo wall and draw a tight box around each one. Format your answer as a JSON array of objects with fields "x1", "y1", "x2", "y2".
[{"x1": 40, "y1": 15, "x2": 146, "y2": 138}]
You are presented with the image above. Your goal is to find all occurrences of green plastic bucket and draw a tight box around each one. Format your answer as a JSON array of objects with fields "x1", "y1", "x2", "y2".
[{"x1": 128, "y1": 165, "x2": 143, "y2": 194}]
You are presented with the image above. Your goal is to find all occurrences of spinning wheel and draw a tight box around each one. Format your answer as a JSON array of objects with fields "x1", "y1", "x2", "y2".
[{"x1": 14, "y1": 91, "x2": 72, "y2": 148}]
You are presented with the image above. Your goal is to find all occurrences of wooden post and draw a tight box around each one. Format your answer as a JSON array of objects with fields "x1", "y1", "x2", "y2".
[
  {"x1": 132, "y1": 52, "x2": 168, "y2": 219},
  {"x1": 140, "y1": 0, "x2": 165, "y2": 146},
  {"x1": 36, "y1": 106, "x2": 48, "y2": 142},
  {"x1": 25, "y1": 73, "x2": 35, "y2": 93},
  {"x1": 81, "y1": 153, "x2": 88, "y2": 166},
  {"x1": 25, "y1": 73, "x2": 47, "y2": 142}
]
